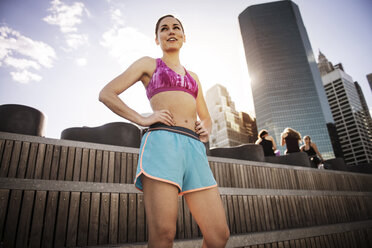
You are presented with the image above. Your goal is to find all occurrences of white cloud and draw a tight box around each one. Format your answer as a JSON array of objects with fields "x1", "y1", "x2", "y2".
[
  {"x1": 4, "y1": 57, "x2": 41, "y2": 70},
  {"x1": 65, "y1": 33, "x2": 88, "y2": 49},
  {"x1": 75, "y1": 57, "x2": 87, "y2": 66},
  {"x1": 44, "y1": 0, "x2": 89, "y2": 49},
  {"x1": 101, "y1": 26, "x2": 157, "y2": 68},
  {"x1": 43, "y1": 0, "x2": 86, "y2": 33},
  {"x1": 0, "y1": 25, "x2": 56, "y2": 84},
  {"x1": 0, "y1": 26, "x2": 56, "y2": 68},
  {"x1": 111, "y1": 9, "x2": 125, "y2": 27},
  {"x1": 10, "y1": 70, "x2": 42, "y2": 84},
  {"x1": 100, "y1": 9, "x2": 157, "y2": 68}
]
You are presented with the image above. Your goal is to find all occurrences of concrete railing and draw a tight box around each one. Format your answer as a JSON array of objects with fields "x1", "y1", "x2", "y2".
[{"x1": 0, "y1": 104, "x2": 46, "y2": 137}]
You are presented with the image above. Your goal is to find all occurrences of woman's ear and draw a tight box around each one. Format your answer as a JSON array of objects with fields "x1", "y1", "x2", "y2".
[
  {"x1": 155, "y1": 37, "x2": 160, "y2": 45},
  {"x1": 183, "y1": 34, "x2": 186, "y2": 43}
]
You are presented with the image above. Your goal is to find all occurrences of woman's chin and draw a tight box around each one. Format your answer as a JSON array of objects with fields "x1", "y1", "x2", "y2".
[{"x1": 161, "y1": 44, "x2": 183, "y2": 52}]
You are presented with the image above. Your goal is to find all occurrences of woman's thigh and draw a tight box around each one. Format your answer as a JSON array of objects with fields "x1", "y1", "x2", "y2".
[
  {"x1": 184, "y1": 187, "x2": 228, "y2": 236},
  {"x1": 142, "y1": 175, "x2": 179, "y2": 231}
]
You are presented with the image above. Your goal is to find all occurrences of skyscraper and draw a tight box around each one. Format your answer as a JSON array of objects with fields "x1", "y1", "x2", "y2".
[
  {"x1": 238, "y1": 1, "x2": 334, "y2": 158},
  {"x1": 355, "y1": 81, "x2": 372, "y2": 135},
  {"x1": 318, "y1": 53, "x2": 372, "y2": 165},
  {"x1": 367, "y1": 73, "x2": 372, "y2": 91},
  {"x1": 205, "y1": 84, "x2": 257, "y2": 148},
  {"x1": 240, "y1": 111, "x2": 258, "y2": 143}
]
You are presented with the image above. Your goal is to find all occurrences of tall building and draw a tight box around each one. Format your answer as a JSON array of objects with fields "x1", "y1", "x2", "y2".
[
  {"x1": 318, "y1": 53, "x2": 372, "y2": 165},
  {"x1": 367, "y1": 73, "x2": 372, "y2": 91},
  {"x1": 355, "y1": 81, "x2": 372, "y2": 134},
  {"x1": 318, "y1": 51, "x2": 334, "y2": 76},
  {"x1": 238, "y1": 1, "x2": 334, "y2": 158},
  {"x1": 205, "y1": 84, "x2": 257, "y2": 148},
  {"x1": 326, "y1": 123, "x2": 344, "y2": 159},
  {"x1": 240, "y1": 111, "x2": 258, "y2": 143}
]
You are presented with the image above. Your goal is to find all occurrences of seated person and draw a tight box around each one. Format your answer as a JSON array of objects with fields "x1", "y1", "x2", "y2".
[
  {"x1": 255, "y1": 129, "x2": 277, "y2": 156},
  {"x1": 300, "y1": 135, "x2": 324, "y2": 168},
  {"x1": 280, "y1": 127, "x2": 301, "y2": 154}
]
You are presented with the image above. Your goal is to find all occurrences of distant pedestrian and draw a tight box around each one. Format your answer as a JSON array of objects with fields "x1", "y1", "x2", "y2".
[
  {"x1": 255, "y1": 129, "x2": 277, "y2": 156},
  {"x1": 280, "y1": 127, "x2": 301, "y2": 154},
  {"x1": 300, "y1": 135, "x2": 324, "y2": 168}
]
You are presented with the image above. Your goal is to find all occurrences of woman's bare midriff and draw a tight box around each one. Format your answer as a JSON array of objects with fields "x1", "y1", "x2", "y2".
[{"x1": 149, "y1": 91, "x2": 197, "y2": 131}]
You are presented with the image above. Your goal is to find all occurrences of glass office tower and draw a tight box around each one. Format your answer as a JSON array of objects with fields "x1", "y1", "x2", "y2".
[{"x1": 238, "y1": 1, "x2": 335, "y2": 158}]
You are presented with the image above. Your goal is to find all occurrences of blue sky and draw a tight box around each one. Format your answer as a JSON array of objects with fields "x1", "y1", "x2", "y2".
[{"x1": 1, "y1": 0, "x2": 371, "y2": 138}]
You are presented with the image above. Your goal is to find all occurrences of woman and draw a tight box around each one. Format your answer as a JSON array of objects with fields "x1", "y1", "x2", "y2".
[
  {"x1": 99, "y1": 15, "x2": 229, "y2": 247},
  {"x1": 280, "y1": 127, "x2": 301, "y2": 154},
  {"x1": 255, "y1": 129, "x2": 277, "y2": 156},
  {"x1": 300, "y1": 135, "x2": 324, "y2": 168}
]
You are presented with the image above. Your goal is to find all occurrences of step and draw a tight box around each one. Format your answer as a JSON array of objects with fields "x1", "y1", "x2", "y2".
[
  {"x1": 0, "y1": 178, "x2": 371, "y2": 247},
  {"x1": 1, "y1": 132, "x2": 371, "y2": 192},
  {"x1": 92, "y1": 220, "x2": 372, "y2": 248},
  {"x1": 0, "y1": 132, "x2": 371, "y2": 247}
]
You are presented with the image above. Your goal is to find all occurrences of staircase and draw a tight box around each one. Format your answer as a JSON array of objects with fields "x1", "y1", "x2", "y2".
[{"x1": 0, "y1": 131, "x2": 371, "y2": 247}]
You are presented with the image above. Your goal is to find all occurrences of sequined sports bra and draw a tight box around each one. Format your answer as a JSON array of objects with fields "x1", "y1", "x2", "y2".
[{"x1": 146, "y1": 58, "x2": 198, "y2": 100}]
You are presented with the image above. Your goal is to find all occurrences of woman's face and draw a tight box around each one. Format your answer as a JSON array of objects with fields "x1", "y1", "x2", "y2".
[
  {"x1": 304, "y1": 137, "x2": 310, "y2": 144},
  {"x1": 155, "y1": 17, "x2": 185, "y2": 52}
]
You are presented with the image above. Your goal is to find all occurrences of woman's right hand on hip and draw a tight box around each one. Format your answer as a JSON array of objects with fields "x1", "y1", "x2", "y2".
[{"x1": 140, "y1": 110, "x2": 175, "y2": 127}]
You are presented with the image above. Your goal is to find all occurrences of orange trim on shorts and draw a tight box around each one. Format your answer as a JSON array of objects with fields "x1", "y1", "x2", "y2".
[
  {"x1": 134, "y1": 131, "x2": 183, "y2": 193},
  {"x1": 179, "y1": 184, "x2": 218, "y2": 196}
]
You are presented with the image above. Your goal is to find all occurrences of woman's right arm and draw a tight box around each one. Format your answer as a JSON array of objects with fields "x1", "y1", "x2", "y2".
[
  {"x1": 311, "y1": 143, "x2": 324, "y2": 161},
  {"x1": 99, "y1": 57, "x2": 174, "y2": 127},
  {"x1": 300, "y1": 145, "x2": 304, "y2": 152},
  {"x1": 280, "y1": 133, "x2": 286, "y2": 146},
  {"x1": 269, "y1": 136, "x2": 277, "y2": 150}
]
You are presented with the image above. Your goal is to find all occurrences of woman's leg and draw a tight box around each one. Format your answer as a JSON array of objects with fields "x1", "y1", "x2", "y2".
[
  {"x1": 142, "y1": 175, "x2": 179, "y2": 248},
  {"x1": 310, "y1": 156, "x2": 320, "y2": 168},
  {"x1": 184, "y1": 187, "x2": 230, "y2": 248}
]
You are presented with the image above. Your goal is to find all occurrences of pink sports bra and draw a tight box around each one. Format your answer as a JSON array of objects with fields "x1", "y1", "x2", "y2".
[{"x1": 146, "y1": 58, "x2": 198, "y2": 100}]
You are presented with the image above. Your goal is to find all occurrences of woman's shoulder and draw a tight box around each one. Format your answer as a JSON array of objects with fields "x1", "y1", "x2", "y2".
[
  {"x1": 128, "y1": 56, "x2": 157, "y2": 76},
  {"x1": 187, "y1": 70, "x2": 199, "y2": 80},
  {"x1": 186, "y1": 70, "x2": 201, "y2": 88},
  {"x1": 135, "y1": 56, "x2": 157, "y2": 67},
  {"x1": 187, "y1": 69, "x2": 197, "y2": 76}
]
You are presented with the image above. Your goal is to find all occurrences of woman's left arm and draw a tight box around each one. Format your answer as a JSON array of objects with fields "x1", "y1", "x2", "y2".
[
  {"x1": 312, "y1": 143, "x2": 324, "y2": 161},
  {"x1": 190, "y1": 72, "x2": 212, "y2": 143}
]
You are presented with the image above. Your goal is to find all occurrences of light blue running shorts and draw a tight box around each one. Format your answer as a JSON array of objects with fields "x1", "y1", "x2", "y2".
[{"x1": 134, "y1": 123, "x2": 217, "y2": 195}]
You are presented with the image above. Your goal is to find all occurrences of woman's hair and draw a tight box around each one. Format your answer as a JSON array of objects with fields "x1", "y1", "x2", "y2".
[
  {"x1": 303, "y1": 135, "x2": 311, "y2": 143},
  {"x1": 283, "y1": 127, "x2": 301, "y2": 140},
  {"x1": 258, "y1": 129, "x2": 268, "y2": 138},
  {"x1": 155, "y1": 14, "x2": 184, "y2": 38}
]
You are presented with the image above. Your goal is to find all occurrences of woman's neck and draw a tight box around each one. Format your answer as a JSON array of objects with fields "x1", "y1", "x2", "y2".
[{"x1": 162, "y1": 52, "x2": 181, "y2": 66}]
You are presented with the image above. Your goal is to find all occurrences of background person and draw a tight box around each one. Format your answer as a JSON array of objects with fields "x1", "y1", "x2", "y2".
[
  {"x1": 280, "y1": 127, "x2": 302, "y2": 154},
  {"x1": 300, "y1": 135, "x2": 324, "y2": 168},
  {"x1": 255, "y1": 129, "x2": 277, "y2": 156}
]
